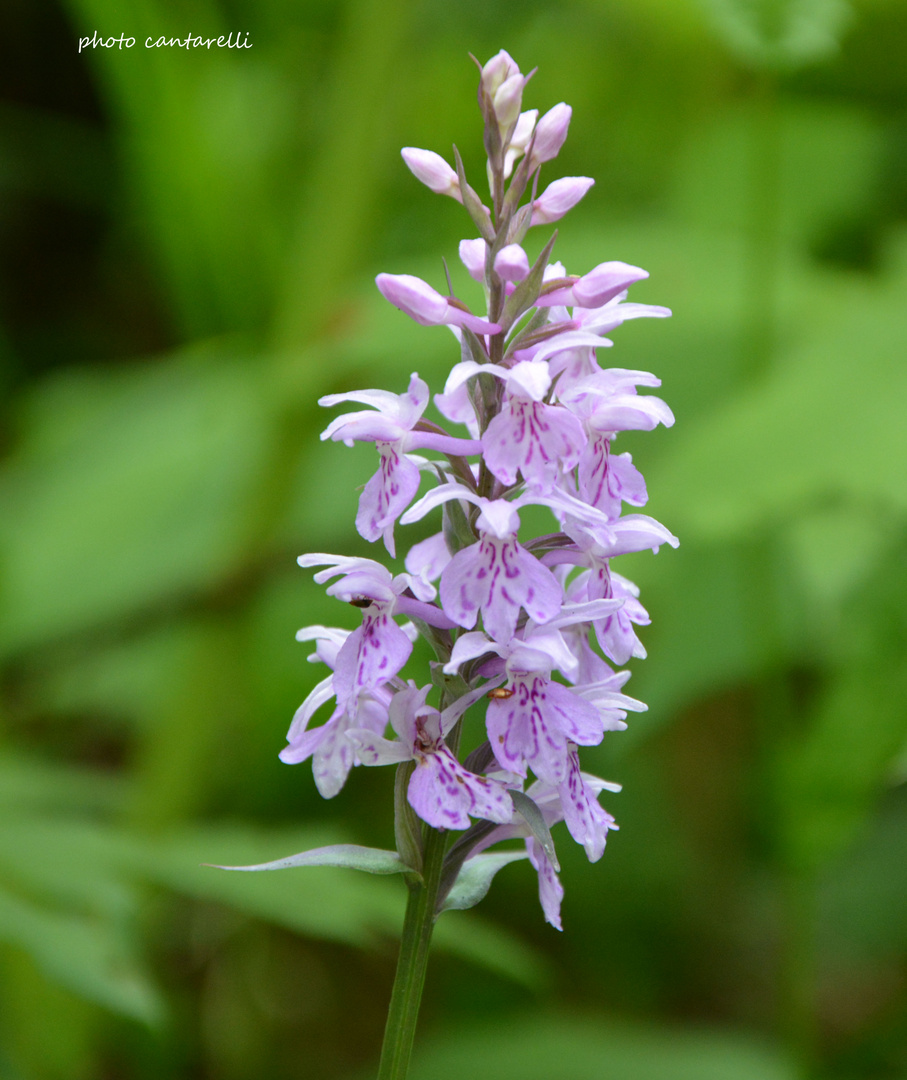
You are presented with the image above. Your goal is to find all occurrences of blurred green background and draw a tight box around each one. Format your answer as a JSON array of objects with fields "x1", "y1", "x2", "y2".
[{"x1": 1, "y1": 0, "x2": 906, "y2": 1077}]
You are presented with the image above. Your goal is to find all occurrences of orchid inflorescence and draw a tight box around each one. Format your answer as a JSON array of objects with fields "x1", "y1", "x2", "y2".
[{"x1": 279, "y1": 49, "x2": 677, "y2": 931}]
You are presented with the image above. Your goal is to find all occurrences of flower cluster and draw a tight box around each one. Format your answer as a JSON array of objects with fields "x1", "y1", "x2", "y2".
[{"x1": 281, "y1": 50, "x2": 676, "y2": 929}]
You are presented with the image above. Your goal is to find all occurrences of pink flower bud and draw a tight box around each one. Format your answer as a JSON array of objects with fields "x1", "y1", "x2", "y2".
[
  {"x1": 572, "y1": 262, "x2": 649, "y2": 308},
  {"x1": 529, "y1": 103, "x2": 571, "y2": 167},
  {"x1": 481, "y1": 49, "x2": 520, "y2": 96},
  {"x1": 531, "y1": 176, "x2": 595, "y2": 225},
  {"x1": 493, "y1": 71, "x2": 526, "y2": 130},
  {"x1": 376, "y1": 273, "x2": 501, "y2": 334},
  {"x1": 400, "y1": 148, "x2": 462, "y2": 202},
  {"x1": 459, "y1": 238, "x2": 487, "y2": 282},
  {"x1": 481, "y1": 50, "x2": 530, "y2": 132},
  {"x1": 503, "y1": 109, "x2": 538, "y2": 178},
  {"x1": 494, "y1": 244, "x2": 530, "y2": 282}
]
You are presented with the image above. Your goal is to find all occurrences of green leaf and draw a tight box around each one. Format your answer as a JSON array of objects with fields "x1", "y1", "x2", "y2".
[
  {"x1": 0, "y1": 886, "x2": 163, "y2": 1026},
  {"x1": 440, "y1": 851, "x2": 529, "y2": 912},
  {"x1": 510, "y1": 790, "x2": 560, "y2": 871},
  {"x1": 0, "y1": 820, "x2": 134, "y2": 923},
  {"x1": 209, "y1": 843, "x2": 407, "y2": 875},
  {"x1": 122, "y1": 825, "x2": 542, "y2": 986},
  {"x1": 407, "y1": 1014, "x2": 797, "y2": 1080},
  {"x1": 652, "y1": 279, "x2": 907, "y2": 544},
  {"x1": 0, "y1": 754, "x2": 123, "y2": 815},
  {"x1": 773, "y1": 639, "x2": 907, "y2": 870},
  {"x1": 701, "y1": 0, "x2": 853, "y2": 71},
  {"x1": 119, "y1": 826, "x2": 403, "y2": 949},
  {"x1": 394, "y1": 761, "x2": 424, "y2": 875},
  {"x1": 0, "y1": 351, "x2": 275, "y2": 657}
]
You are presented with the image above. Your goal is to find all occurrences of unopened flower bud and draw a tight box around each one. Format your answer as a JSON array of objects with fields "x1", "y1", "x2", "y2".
[
  {"x1": 493, "y1": 244, "x2": 530, "y2": 282},
  {"x1": 572, "y1": 261, "x2": 649, "y2": 308},
  {"x1": 531, "y1": 176, "x2": 595, "y2": 225},
  {"x1": 481, "y1": 49, "x2": 520, "y2": 96},
  {"x1": 493, "y1": 71, "x2": 526, "y2": 131},
  {"x1": 401, "y1": 148, "x2": 462, "y2": 202},
  {"x1": 459, "y1": 238, "x2": 487, "y2": 282},
  {"x1": 481, "y1": 50, "x2": 530, "y2": 134},
  {"x1": 376, "y1": 273, "x2": 501, "y2": 334},
  {"x1": 529, "y1": 103, "x2": 572, "y2": 168},
  {"x1": 503, "y1": 109, "x2": 538, "y2": 178}
]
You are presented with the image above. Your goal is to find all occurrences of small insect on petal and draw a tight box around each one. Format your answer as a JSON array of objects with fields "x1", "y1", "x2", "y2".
[
  {"x1": 349, "y1": 597, "x2": 373, "y2": 608},
  {"x1": 487, "y1": 687, "x2": 515, "y2": 699}
]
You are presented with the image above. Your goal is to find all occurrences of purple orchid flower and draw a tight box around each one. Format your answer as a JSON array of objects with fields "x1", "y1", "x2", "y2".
[
  {"x1": 470, "y1": 757, "x2": 621, "y2": 929},
  {"x1": 503, "y1": 108, "x2": 538, "y2": 178},
  {"x1": 297, "y1": 554, "x2": 457, "y2": 715},
  {"x1": 443, "y1": 603, "x2": 636, "y2": 784},
  {"x1": 541, "y1": 515, "x2": 677, "y2": 664},
  {"x1": 400, "y1": 484, "x2": 565, "y2": 642},
  {"x1": 440, "y1": 359, "x2": 586, "y2": 491},
  {"x1": 320, "y1": 373, "x2": 482, "y2": 556},
  {"x1": 279, "y1": 626, "x2": 395, "y2": 798},
  {"x1": 482, "y1": 360, "x2": 585, "y2": 490},
  {"x1": 270, "y1": 51, "x2": 679, "y2": 946},
  {"x1": 350, "y1": 682, "x2": 513, "y2": 830}
]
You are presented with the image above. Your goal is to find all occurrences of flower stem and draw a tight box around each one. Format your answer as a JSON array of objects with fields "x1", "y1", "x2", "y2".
[{"x1": 376, "y1": 824, "x2": 447, "y2": 1080}]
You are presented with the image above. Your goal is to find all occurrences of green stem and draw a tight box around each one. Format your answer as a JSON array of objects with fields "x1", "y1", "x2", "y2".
[{"x1": 376, "y1": 825, "x2": 447, "y2": 1080}]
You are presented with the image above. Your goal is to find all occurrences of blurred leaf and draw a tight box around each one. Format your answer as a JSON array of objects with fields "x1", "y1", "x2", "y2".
[
  {"x1": 441, "y1": 851, "x2": 529, "y2": 913},
  {"x1": 62, "y1": 0, "x2": 291, "y2": 335},
  {"x1": 0, "y1": 812, "x2": 161, "y2": 1025},
  {"x1": 122, "y1": 825, "x2": 543, "y2": 985},
  {"x1": 819, "y1": 789, "x2": 907, "y2": 955},
  {"x1": 774, "y1": 658, "x2": 907, "y2": 871},
  {"x1": 0, "y1": 819, "x2": 133, "y2": 923},
  {"x1": 274, "y1": 0, "x2": 414, "y2": 345},
  {"x1": 618, "y1": 540, "x2": 795, "y2": 728},
  {"x1": 430, "y1": 907, "x2": 549, "y2": 989},
  {"x1": 0, "y1": 350, "x2": 276, "y2": 657},
  {"x1": 406, "y1": 1014, "x2": 796, "y2": 1080},
  {"x1": 652, "y1": 274, "x2": 907, "y2": 543},
  {"x1": 781, "y1": 500, "x2": 897, "y2": 610},
  {"x1": 701, "y1": 0, "x2": 853, "y2": 70},
  {"x1": 669, "y1": 100, "x2": 883, "y2": 247},
  {"x1": 0, "y1": 885, "x2": 162, "y2": 1026},
  {"x1": 772, "y1": 539, "x2": 907, "y2": 870},
  {"x1": 0, "y1": 753, "x2": 123, "y2": 814}
]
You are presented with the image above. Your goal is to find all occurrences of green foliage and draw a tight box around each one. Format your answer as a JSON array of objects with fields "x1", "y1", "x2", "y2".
[
  {"x1": 439, "y1": 852, "x2": 529, "y2": 913},
  {"x1": 407, "y1": 1015, "x2": 797, "y2": 1080},
  {"x1": 0, "y1": 758, "x2": 161, "y2": 1025},
  {"x1": 702, "y1": 0, "x2": 854, "y2": 70},
  {"x1": 2, "y1": 0, "x2": 906, "y2": 1076}
]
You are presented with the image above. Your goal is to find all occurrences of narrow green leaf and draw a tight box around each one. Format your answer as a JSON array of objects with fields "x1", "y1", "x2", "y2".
[
  {"x1": 499, "y1": 231, "x2": 558, "y2": 334},
  {"x1": 440, "y1": 851, "x2": 529, "y2": 912},
  {"x1": 510, "y1": 790, "x2": 560, "y2": 871},
  {"x1": 208, "y1": 843, "x2": 406, "y2": 875},
  {"x1": 394, "y1": 762, "x2": 424, "y2": 875}
]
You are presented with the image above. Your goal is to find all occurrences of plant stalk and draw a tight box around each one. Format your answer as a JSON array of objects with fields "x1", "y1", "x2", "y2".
[{"x1": 376, "y1": 824, "x2": 447, "y2": 1080}]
